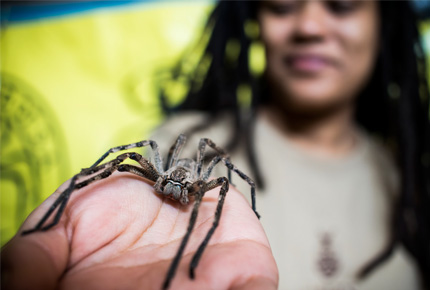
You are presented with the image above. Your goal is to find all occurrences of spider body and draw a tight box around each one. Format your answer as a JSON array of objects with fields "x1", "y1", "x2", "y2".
[
  {"x1": 156, "y1": 159, "x2": 198, "y2": 204},
  {"x1": 22, "y1": 134, "x2": 259, "y2": 290}
]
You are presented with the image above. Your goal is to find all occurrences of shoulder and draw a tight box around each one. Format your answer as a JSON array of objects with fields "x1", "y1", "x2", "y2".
[
  {"x1": 151, "y1": 111, "x2": 236, "y2": 156},
  {"x1": 360, "y1": 130, "x2": 399, "y2": 197},
  {"x1": 153, "y1": 111, "x2": 208, "y2": 137}
]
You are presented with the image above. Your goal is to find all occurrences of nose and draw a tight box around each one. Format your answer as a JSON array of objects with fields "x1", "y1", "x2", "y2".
[{"x1": 293, "y1": 2, "x2": 328, "y2": 42}]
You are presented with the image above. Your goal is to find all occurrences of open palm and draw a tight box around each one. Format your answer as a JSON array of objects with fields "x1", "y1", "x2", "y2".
[{"x1": 2, "y1": 172, "x2": 278, "y2": 290}]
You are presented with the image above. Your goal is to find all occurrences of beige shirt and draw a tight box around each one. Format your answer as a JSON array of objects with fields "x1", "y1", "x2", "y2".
[{"x1": 152, "y1": 112, "x2": 420, "y2": 290}]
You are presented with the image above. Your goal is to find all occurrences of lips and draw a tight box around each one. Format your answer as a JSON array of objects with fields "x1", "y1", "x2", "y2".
[{"x1": 284, "y1": 54, "x2": 336, "y2": 74}]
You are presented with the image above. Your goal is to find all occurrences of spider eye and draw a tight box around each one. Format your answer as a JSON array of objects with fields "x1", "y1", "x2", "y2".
[{"x1": 164, "y1": 182, "x2": 182, "y2": 199}]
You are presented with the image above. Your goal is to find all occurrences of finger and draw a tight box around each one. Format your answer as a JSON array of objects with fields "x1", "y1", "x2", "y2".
[
  {"x1": 1, "y1": 232, "x2": 69, "y2": 290},
  {"x1": 1, "y1": 183, "x2": 71, "y2": 290},
  {"x1": 231, "y1": 277, "x2": 277, "y2": 290}
]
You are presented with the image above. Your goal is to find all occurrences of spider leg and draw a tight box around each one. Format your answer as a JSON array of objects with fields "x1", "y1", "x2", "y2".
[
  {"x1": 201, "y1": 155, "x2": 222, "y2": 181},
  {"x1": 189, "y1": 177, "x2": 228, "y2": 279},
  {"x1": 163, "y1": 183, "x2": 205, "y2": 290},
  {"x1": 40, "y1": 188, "x2": 72, "y2": 232},
  {"x1": 90, "y1": 139, "x2": 164, "y2": 173},
  {"x1": 116, "y1": 152, "x2": 160, "y2": 183},
  {"x1": 74, "y1": 153, "x2": 160, "y2": 190},
  {"x1": 21, "y1": 175, "x2": 78, "y2": 235},
  {"x1": 117, "y1": 164, "x2": 160, "y2": 182},
  {"x1": 221, "y1": 157, "x2": 260, "y2": 219},
  {"x1": 196, "y1": 138, "x2": 233, "y2": 184},
  {"x1": 199, "y1": 154, "x2": 259, "y2": 219},
  {"x1": 165, "y1": 134, "x2": 187, "y2": 171},
  {"x1": 22, "y1": 152, "x2": 158, "y2": 235}
]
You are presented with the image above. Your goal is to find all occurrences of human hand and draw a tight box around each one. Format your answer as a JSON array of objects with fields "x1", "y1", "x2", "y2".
[{"x1": 1, "y1": 172, "x2": 278, "y2": 290}]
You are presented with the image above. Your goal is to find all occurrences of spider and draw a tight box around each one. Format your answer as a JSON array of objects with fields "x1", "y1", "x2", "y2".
[{"x1": 22, "y1": 134, "x2": 260, "y2": 290}]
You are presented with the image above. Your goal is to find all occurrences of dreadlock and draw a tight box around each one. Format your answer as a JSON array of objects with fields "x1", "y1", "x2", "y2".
[{"x1": 158, "y1": 1, "x2": 430, "y2": 288}]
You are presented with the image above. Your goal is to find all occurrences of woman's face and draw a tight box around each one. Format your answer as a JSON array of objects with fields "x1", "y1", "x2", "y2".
[{"x1": 258, "y1": 0, "x2": 380, "y2": 115}]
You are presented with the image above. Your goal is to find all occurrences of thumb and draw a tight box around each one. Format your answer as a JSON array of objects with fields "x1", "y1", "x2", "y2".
[
  {"x1": 1, "y1": 183, "x2": 71, "y2": 290},
  {"x1": 1, "y1": 229, "x2": 69, "y2": 290}
]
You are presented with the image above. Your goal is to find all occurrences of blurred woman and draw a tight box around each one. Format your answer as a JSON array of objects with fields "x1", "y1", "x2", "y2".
[{"x1": 155, "y1": 1, "x2": 430, "y2": 289}]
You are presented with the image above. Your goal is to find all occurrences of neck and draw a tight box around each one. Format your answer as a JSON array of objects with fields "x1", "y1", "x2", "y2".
[{"x1": 262, "y1": 103, "x2": 358, "y2": 157}]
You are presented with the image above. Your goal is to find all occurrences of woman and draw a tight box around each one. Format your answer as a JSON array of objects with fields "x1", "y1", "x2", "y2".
[
  {"x1": 2, "y1": 1, "x2": 428, "y2": 290},
  {"x1": 154, "y1": 0, "x2": 430, "y2": 289}
]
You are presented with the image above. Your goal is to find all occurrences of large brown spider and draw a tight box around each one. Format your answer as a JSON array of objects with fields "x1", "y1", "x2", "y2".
[{"x1": 22, "y1": 134, "x2": 260, "y2": 289}]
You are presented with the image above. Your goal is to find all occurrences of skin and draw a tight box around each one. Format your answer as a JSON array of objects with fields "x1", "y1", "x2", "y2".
[
  {"x1": 1, "y1": 172, "x2": 278, "y2": 290},
  {"x1": 258, "y1": 0, "x2": 380, "y2": 156}
]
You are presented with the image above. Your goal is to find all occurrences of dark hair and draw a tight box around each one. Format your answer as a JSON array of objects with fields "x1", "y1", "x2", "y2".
[{"x1": 158, "y1": 1, "x2": 430, "y2": 288}]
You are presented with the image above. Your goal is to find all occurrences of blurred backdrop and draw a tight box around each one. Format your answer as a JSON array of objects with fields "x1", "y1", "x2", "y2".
[
  {"x1": 0, "y1": 0, "x2": 212, "y2": 245},
  {"x1": 1, "y1": 0, "x2": 429, "y2": 246}
]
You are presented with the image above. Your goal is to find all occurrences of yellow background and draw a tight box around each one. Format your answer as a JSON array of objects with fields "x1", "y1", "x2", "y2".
[
  {"x1": 1, "y1": 2, "x2": 429, "y2": 247},
  {"x1": 1, "y1": 2, "x2": 211, "y2": 245}
]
